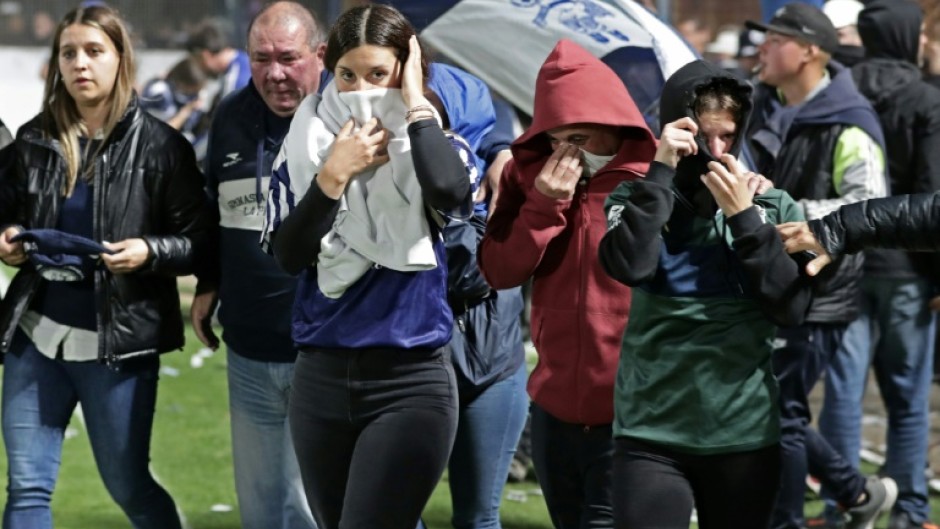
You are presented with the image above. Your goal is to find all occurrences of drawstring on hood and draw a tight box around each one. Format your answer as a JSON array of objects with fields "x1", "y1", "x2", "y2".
[{"x1": 658, "y1": 60, "x2": 753, "y2": 216}]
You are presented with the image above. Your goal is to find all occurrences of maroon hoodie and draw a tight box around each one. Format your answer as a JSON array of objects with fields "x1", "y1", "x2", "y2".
[{"x1": 479, "y1": 39, "x2": 657, "y2": 425}]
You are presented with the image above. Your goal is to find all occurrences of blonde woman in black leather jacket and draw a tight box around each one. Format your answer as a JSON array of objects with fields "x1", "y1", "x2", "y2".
[{"x1": 0, "y1": 6, "x2": 213, "y2": 528}]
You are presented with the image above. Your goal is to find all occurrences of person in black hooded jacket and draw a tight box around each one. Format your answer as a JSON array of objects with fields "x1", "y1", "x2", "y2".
[
  {"x1": 812, "y1": 3, "x2": 940, "y2": 527},
  {"x1": 599, "y1": 59, "x2": 813, "y2": 529}
]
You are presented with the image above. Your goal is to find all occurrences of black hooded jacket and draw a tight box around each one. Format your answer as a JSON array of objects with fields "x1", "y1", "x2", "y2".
[
  {"x1": 599, "y1": 60, "x2": 812, "y2": 327},
  {"x1": 658, "y1": 61, "x2": 753, "y2": 217},
  {"x1": 853, "y1": 0, "x2": 940, "y2": 281}
]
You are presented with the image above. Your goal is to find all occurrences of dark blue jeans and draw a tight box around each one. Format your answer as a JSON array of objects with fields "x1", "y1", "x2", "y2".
[
  {"x1": 1, "y1": 331, "x2": 181, "y2": 529},
  {"x1": 530, "y1": 403, "x2": 614, "y2": 529},
  {"x1": 289, "y1": 347, "x2": 458, "y2": 529},
  {"x1": 819, "y1": 278, "x2": 935, "y2": 523},
  {"x1": 771, "y1": 323, "x2": 866, "y2": 529}
]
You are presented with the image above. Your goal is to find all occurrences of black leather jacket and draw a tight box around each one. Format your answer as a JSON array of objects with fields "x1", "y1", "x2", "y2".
[
  {"x1": 811, "y1": 192, "x2": 940, "y2": 258},
  {"x1": 0, "y1": 98, "x2": 217, "y2": 363}
]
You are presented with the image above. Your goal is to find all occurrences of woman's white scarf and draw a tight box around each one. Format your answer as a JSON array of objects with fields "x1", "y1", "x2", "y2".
[{"x1": 271, "y1": 84, "x2": 441, "y2": 298}]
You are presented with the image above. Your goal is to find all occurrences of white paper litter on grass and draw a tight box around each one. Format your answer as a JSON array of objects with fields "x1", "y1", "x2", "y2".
[
  {"x1": 505, "y1": 491, "x2": 527, "y2": 503},
  {"x1": 190, "y1": 348, "x2": 215, "y2": 369}
]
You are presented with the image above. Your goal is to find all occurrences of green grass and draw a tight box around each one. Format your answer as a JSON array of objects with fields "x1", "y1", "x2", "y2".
[
  {"x1": 0, "y1": 272, "x2": 543, "y2": 527},
  {"x1": 0, "y1": 321, "x2": 554, "y2": 528}
]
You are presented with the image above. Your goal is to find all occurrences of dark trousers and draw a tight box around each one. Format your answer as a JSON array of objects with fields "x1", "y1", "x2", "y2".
[
  {"x1": 771, "y1": 324, "x2": 867, "y2": 529},
  {"x1": 612, "y1": 437, "x2": 780, "y2": 529},
  {"x1": 289, "y1": 347, "x2": 458, "y2": 529},
  {"x1": 530, "y1": 403, "x2": 614, "y2": 529}
]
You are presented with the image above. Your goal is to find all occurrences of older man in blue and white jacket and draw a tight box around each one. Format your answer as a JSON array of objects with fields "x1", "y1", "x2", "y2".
[{"x1": 190, "y1": 3, "x2": 324, "y2": 528}]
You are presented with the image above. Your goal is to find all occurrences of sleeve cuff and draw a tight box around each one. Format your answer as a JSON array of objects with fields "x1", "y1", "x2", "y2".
[
  {"x1": 140, "y1": 236, "x2": 160, "y2": 272},
  {"x1": 407, "y1": 118, "x2": 441, "y2": 134},
  {"x1": 726, "y1": 206, "x2": 764, "y2": 238},
  {"x1": 310, "y1": 176, "x2": 341, "y2": 210},
  {"x1": 644, "y1": 162, "x2": 676, "y2": 187}
]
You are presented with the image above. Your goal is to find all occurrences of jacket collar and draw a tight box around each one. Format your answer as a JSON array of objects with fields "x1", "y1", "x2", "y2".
[
  {"x1": 225, "y1": 82, "x2": 270, "y2": 142},
  {"x1": 20, "y1": 94, "x2": 142, "y2": 153},
  {"x1": 108, "y1": 94, "x2": 141, "y2": 143}
]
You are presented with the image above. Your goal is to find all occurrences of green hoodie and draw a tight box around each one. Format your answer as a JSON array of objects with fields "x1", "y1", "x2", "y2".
[{"x1": 598, "y1": 60, "x2": 814, "y2": 454}]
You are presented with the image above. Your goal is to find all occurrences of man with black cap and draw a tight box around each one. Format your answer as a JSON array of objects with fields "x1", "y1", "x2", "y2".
[
  {"x1": 819, "y1": 2, "x2": 940, "y2": 528},
  {"x1": 745, "y1": 3, "x2": 893, "y2": 529}
]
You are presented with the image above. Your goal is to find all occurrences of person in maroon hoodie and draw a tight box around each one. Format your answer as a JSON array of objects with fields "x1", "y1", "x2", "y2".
[{"x1": 478, "y1": 39, "x2": 657, "y2": 528}]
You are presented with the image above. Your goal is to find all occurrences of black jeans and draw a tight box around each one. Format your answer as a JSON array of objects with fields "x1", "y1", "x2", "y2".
[
  {"x1": 612, "y1": 438, "x2": 781, "y2": 529},
  {"x1": 771, "y1": 324, "x2": 866, "y2": 529},
  {"x1": 530, "y1": 403, "x2": 614, "y2": 529},
  {"x1": 289, "y1": 347, "x2": 458, "y2": 529}
]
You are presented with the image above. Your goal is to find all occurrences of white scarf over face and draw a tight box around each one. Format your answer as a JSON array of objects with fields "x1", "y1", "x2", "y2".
[{"x1": 270, "y1": 83, "x2": 442, "y2": 298}]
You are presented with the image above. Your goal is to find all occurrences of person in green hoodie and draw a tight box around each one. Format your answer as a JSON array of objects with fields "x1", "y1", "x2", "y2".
[{"x1": 598, "y1": 60, "x2": 814, "y2": 529}]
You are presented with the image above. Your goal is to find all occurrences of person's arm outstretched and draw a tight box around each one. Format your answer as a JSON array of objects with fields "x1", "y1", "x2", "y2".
[{"x1": 779, "y1": 191, "x2": 940, "y2": 276}]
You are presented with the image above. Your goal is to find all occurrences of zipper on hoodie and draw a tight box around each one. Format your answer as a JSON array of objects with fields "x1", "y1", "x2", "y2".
[{"x1": 576, "y1": 177, "x2": 590, "y2": 423}]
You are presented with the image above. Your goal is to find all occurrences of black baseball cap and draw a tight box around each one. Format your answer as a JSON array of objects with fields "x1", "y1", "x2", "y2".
[{"x1": 746, "y1": 2, "x2": 839, "y2": 54}]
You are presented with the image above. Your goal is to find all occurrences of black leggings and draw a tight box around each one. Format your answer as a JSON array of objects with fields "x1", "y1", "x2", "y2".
[
  {"x1": 289, "y1": 347, "x2": 458, "y2": 529},
  {"x1": 612, "y1": 438, "x2": 780, "y2": 529}
]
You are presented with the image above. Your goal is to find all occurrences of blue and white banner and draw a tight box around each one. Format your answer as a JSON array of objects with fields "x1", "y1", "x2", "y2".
[{"x1": 390, "y1": 0, "x2": 696, "y2": 126}]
